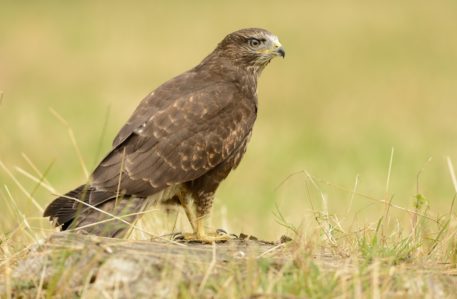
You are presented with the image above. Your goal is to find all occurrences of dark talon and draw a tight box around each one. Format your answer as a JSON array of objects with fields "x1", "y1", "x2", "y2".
[
  {"x1": 171, "y1": 232, "x2": 185, "y2": 241},
  {"x1": 216, "y1": 228, "x2": 228, "y2": 235}
]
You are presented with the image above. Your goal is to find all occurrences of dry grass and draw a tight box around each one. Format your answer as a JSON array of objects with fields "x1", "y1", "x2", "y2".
[{"x1": 1, "y1": 156, "x2": 457, "y2": 298}]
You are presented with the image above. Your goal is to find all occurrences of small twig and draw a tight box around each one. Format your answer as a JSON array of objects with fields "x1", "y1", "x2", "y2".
[
  {"x1": 416, "y1": 157, "x2": 433, "y2": 195},
  {"x1": 15, "y1": 166, "x2": 57, "y2": 194},
  {"x1": 449, "y1": 194, "x2": 456, "y2": 219},
  {"x1": 446, "y1": 157, "x2": 457, "y2": 193},
  {"x1": 305, "y1": 171, "x2": 337, "y2": 245},
  {"x1": 427, "y1": 218, "x2": 450, "y2": 255},
  {"x1": 0, "y1": 161, "x2": 43, "y2": 213},
  {"x1": 4, "y1": 252, "x2": 12, "y2": 299},
  {"x1": 274, "y1": 170, "x2": 306, "y2": 192},
  {"x1": 92, "y1": 105, "x2": 111, "y2": 168},
  {"x1": 347, "y1": 174, "x2": 359, "y2": 214},
  {"x1": 70, "y1": 208, "x2": 159, "y2": 233},
  {"x1": 385, "y1": 147, "x2": 394, "y2": 194},
  {"x1": 382, "y1": 148, "x2": 395, "y2": 237},
  {"x1": 257, "y1": 242, "x2": 286, "y2": 258},
  {"x1": 35, "y1": 262, "x2": 47, "y2": 299},
  {"x1": 49, "y1": 107, "x2": 89, "y2": 178}
]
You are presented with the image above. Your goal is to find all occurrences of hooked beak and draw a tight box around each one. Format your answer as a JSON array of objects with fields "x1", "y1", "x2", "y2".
[
  {"x1": 272, "y1": 41, "x2": 285, "y2": 58},
  {"x1": 276, "y1": 47, "x2": 285, "y2": 58}
]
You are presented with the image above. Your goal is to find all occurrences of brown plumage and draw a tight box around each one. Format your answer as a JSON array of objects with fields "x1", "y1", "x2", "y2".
[{"x1": 44, "y1": 28, "x2": 285, "y2": 240}]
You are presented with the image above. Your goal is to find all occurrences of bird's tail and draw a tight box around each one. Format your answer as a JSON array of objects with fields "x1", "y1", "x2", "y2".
[
  {"x1": 43, "y1": 185, "x2": 89, "y2": 229},
  {"x1": 44, "y1": 185, "x2": 147, "y2": 238}
]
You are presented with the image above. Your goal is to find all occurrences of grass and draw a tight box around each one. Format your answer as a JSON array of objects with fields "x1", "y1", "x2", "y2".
[
  {"x1": 1, "y1": 152, "x2": 456, "y2": 297},
  {"x1": 1, "y1": 0, "x2": 457, "y2": 297}
]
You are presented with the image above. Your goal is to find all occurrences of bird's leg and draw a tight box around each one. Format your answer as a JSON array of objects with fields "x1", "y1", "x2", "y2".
[
  {"x1": 178, "y1": 195, "x2": 196, "y2": 231},
  {"x1": 173, "y1": 187, "x2": 235, "y2": 243},
  {"x1": 174, "y1": 194, "x2": 232, "y2": 243}
]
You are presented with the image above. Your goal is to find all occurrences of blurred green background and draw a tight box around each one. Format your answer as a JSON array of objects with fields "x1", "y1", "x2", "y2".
[{"x1": 1, "y1": 0, "x2": 457, "y2": 239}]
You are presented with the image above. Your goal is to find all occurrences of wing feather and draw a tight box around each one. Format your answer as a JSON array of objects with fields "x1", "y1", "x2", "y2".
[{"x1": 91, "y1": 78, "x2": 256, "y2": 196}]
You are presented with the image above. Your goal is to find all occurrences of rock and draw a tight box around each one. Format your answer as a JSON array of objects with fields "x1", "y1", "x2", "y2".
[{"x1": 0, "y1": 232, "x2": 288, "y2": 298}]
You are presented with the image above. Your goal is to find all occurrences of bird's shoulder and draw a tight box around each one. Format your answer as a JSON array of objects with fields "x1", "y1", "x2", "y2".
[{"x1": 112, "y1": 69, "x2": 253, "y2": 148}]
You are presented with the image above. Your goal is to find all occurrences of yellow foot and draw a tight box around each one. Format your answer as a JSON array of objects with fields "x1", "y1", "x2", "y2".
[{"x1": 173, "y1": 230, "x2": 235, "y2": 243}]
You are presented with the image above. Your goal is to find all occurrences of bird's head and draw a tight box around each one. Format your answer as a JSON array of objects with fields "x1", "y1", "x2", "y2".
[{"x1": 214, "y1": 28, "x2": 285, "y2": 74}]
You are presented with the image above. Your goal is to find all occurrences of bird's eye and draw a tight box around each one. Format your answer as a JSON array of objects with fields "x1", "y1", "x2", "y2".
[{"x1": 248, "y1": 38, "x2": 261, "y2": 48}]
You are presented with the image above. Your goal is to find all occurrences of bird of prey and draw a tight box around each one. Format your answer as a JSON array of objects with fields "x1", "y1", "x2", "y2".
[{"x1": 44, "y1": 28, "x2": 285, "y2": 242}]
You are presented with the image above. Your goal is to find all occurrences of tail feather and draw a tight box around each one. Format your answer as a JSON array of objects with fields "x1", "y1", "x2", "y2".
[
  {"x1": 43, "y1": 185, "x2": 88, "y2": 227},
  {"x1": 44, "y1": 184, "x2": 117, "y2": 230},
  {"x1": 44, "y1": 184, "x2": 144, "y2": 237}
]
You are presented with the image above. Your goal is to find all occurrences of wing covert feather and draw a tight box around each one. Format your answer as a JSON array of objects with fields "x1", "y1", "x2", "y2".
[{"x1": 92, "y1": 81, "x2": 256, "y2": 196}]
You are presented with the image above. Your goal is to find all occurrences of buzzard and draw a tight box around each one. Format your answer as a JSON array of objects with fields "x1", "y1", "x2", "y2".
[{"x1": 44, "y1": 28, "x2": 285, "y2": 242}]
